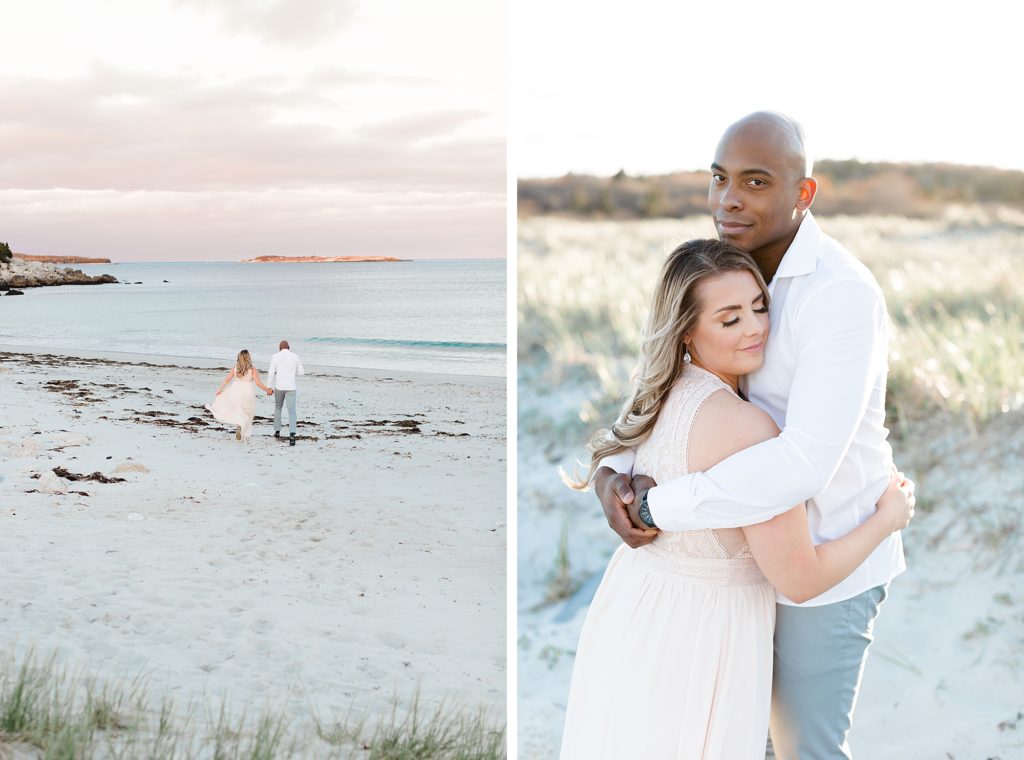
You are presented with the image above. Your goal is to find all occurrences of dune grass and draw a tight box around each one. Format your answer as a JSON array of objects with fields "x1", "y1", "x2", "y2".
[
  {"x1": 0, "y1": 650, "x2": 506, "y2": 760},
  {"x1": 518, "y1": 211, "x2": 1024, "y2": 447}
]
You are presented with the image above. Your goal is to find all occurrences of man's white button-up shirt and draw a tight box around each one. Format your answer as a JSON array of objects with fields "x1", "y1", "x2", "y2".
[{"x1": 267, "y1": 349, "x2": 304, "y2": 391}]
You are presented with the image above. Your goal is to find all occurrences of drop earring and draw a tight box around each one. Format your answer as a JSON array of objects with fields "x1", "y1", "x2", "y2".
[{"x1": 683, "y1": 343, "x2": 691, "y2": 362}]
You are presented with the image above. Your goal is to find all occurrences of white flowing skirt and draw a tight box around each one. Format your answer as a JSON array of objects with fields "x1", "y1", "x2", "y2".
[
  {"x1": 559, "y1": 543, "x2": 776, "y2": 760},
  {"x1": 205, "y1": 379, "x2": 256, "y2": 441}
]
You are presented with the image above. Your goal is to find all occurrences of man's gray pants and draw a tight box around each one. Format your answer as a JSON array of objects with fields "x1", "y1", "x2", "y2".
[
  {"x1": 766, "y1": 583, "x2": 889, "y2": 760},
  {"x1": 273, "y1": 389, "x2": 297, "y2": 435}
]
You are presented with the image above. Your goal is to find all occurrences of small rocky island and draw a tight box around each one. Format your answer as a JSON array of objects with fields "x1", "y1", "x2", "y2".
[
  {"x1": 0, "y1": 251, "x2": 118, "y2": 293},
  {"x1": 241, "y1": 255, "x2": 408, "y2": 263}
]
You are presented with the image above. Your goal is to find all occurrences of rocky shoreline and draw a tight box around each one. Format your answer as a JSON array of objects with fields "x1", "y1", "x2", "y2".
[
  {"x1": 14, "y1": 254, "x2": 112, "y2": 264},
  {"x1": 0, "y1": 258, "x2": 117, "y2": 294}
]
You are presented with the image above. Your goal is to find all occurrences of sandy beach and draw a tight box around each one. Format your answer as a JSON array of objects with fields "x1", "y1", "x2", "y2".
[{"x1": 0, "y1": 348, "x2": 506, "y2": 753}]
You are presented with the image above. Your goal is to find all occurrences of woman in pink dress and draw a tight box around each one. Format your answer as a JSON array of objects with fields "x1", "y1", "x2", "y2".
[
  {"x1": 559, "y1": 239, "x2": 914, "y2": 759},
  {"x1": 205, "y1": 349, "x2": 273, "y2": 442}
]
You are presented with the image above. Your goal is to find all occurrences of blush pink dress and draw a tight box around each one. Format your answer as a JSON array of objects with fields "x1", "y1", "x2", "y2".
[
  {"x1": 559, "y1": 365, "x2": 776, "y2": 759},
  {"x1": 205, "y1": 369, "x2": 257, "y2": 441}
]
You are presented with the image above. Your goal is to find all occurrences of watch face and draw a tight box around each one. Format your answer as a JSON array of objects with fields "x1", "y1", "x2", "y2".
[{"x1": 638, "y1": 498, "x2": 655, "y2": 528}]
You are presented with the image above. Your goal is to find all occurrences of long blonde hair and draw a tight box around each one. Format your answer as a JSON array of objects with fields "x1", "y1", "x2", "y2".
[
  {"x1": 573, "y1": 239, "x2": 768, "y2": 489},
  {"x1": 235, "y1": 349, "x2": 253, "y2": 377}
]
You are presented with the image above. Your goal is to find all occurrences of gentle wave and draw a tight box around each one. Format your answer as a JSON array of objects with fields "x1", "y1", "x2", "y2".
[
  {"x1": 10, "y1": 260, "x2": 505, "y2": 376},
  {"x1": 307, "y1": 337, "x2": 506, "y2": 351}
]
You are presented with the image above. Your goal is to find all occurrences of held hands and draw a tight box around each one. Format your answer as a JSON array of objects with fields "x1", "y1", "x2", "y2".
[
  {"x1": 595, "y1": 467, "x2": 658, "y2": 549},
  {"x1": 876, "y1": 466, "x2": 916, "y2": 533},
  {"x1": 266, "y1": 388, "x2": 274, "y2": 396}
]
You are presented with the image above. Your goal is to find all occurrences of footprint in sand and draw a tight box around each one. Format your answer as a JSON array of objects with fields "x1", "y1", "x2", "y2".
[
  {"x1": 250, "y1": 618, "x2": 275, "y2": 634},
  {"x1": 347, "y1": 601, "x2": 372, "y2": 616},
  {"x1": 377, "y1": 631, "x2": 407, "y2": 650},
  {"x1": 219, "y1": 619, "x2": 245, "y2": 636}
]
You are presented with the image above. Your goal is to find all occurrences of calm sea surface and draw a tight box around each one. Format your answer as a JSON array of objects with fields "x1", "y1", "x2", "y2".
[{"x1": 0, "y1": 260, "x2": 506, "y2": 377}]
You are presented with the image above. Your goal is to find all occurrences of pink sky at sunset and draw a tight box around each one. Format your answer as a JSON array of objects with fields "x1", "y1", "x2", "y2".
[{"x1": 0, "y1": 0, "x2": 504, "y2": 261}]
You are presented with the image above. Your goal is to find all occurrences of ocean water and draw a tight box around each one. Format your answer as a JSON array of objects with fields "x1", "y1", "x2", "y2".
[{"x1": 0, "y1": 260, "x2": 506, "y2": 377}]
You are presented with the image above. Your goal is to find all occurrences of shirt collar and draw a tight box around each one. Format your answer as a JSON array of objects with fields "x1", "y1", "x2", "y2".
[{"x1": 772, "y1": 212, "x2": 821, "y2": 281}]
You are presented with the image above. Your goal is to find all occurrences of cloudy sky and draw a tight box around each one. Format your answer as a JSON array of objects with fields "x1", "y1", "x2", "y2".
[
  {"x1": 512, "y1": 0, "x2": 1023, "y2": 178},
  {"x1": 0, "y1": 0, "x2": 504, "y2": 261}
]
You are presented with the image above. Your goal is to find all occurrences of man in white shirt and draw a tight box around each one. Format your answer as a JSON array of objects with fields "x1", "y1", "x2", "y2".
[
  {"x1": 267, "y1": 339, "x2": 304, "y2": 446},
  {"x1": 595, "y1": 112, "x2": 913, "y2": 759}
]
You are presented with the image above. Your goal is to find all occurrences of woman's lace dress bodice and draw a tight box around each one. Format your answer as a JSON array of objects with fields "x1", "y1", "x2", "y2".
[{"x1": 633, "y1": 365, "x2": 755, "y2": 564}]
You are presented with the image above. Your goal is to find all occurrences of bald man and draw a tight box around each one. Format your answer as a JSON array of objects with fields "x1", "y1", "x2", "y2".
[
  {"x1": 595, "y1": 112, "x2": 911, "y2": 759},
  {"x1": 267, "y1": 339, "x2": 304, "y2": 445}
]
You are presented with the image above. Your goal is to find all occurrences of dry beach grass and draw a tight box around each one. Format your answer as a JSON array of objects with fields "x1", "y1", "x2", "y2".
[
  {"x1": 517, "y1": 209, "x2": 1024, "y2": 758},
  {"x1": 0, "y1": 650, "x2": 505, "y2": 759}
]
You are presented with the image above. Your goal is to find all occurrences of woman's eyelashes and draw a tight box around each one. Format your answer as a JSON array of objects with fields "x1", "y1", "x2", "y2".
[{"x1": 721, "y1": 305, "x2": 768, "y2": 327}]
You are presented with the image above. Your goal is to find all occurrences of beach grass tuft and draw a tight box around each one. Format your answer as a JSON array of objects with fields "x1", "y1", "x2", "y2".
[
  {"x1": 0, "y1": 651, "x2": 505, "y2": 759},
  {"x1": 0, "y1": 652, "x2": 80, "y2": 751},
  {"x1": 362, "y1": 692, "x2": 505, "y2": 760},
  {"x1": 544, "y1": 518, "x2": 579, "y2": 604}
]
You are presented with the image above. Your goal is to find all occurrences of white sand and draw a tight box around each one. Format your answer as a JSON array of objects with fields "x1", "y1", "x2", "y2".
[
  {"x1": 0, "y1": 348, "x2": 505, "y2": 749},
  {"x1": 516, "y1": 373, "x2": 1024, "y2": 759}
]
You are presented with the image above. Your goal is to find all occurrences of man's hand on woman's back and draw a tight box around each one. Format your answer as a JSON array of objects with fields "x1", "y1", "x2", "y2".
[{"x1": 595, "y1": 467, "x2": 658, "y2": 548}]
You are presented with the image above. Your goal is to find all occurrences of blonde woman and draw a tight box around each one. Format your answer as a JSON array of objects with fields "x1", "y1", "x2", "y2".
[
  {"x1": 205, "y1": 350, "x2": 273, "y2": 442},
  {"x1": 558, "y1": 240, "x2": 914, "y2": 759}
]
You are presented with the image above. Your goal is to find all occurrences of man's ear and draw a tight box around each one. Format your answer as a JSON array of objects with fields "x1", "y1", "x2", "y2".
[{"x1": 796, "y1": 177, "x2": 817, "y2": 212}]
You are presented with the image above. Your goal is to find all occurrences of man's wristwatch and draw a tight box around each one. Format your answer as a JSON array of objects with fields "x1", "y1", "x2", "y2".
[{"x1": 637, "y1": 491, "x2": 657, "y2": 528}]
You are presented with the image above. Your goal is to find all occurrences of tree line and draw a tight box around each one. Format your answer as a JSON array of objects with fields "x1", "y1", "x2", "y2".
[{"x1": 518, "y1": 160, "x2": 1024, "y2": 219}]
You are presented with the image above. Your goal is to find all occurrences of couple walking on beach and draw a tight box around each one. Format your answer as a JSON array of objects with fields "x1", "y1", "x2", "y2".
[
  {"x1": 558, "y1": 112, "x2": 916, "y2": 759},
  {"x1": 206, "y1": 340, "x2": 304, "y2": 445}
]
